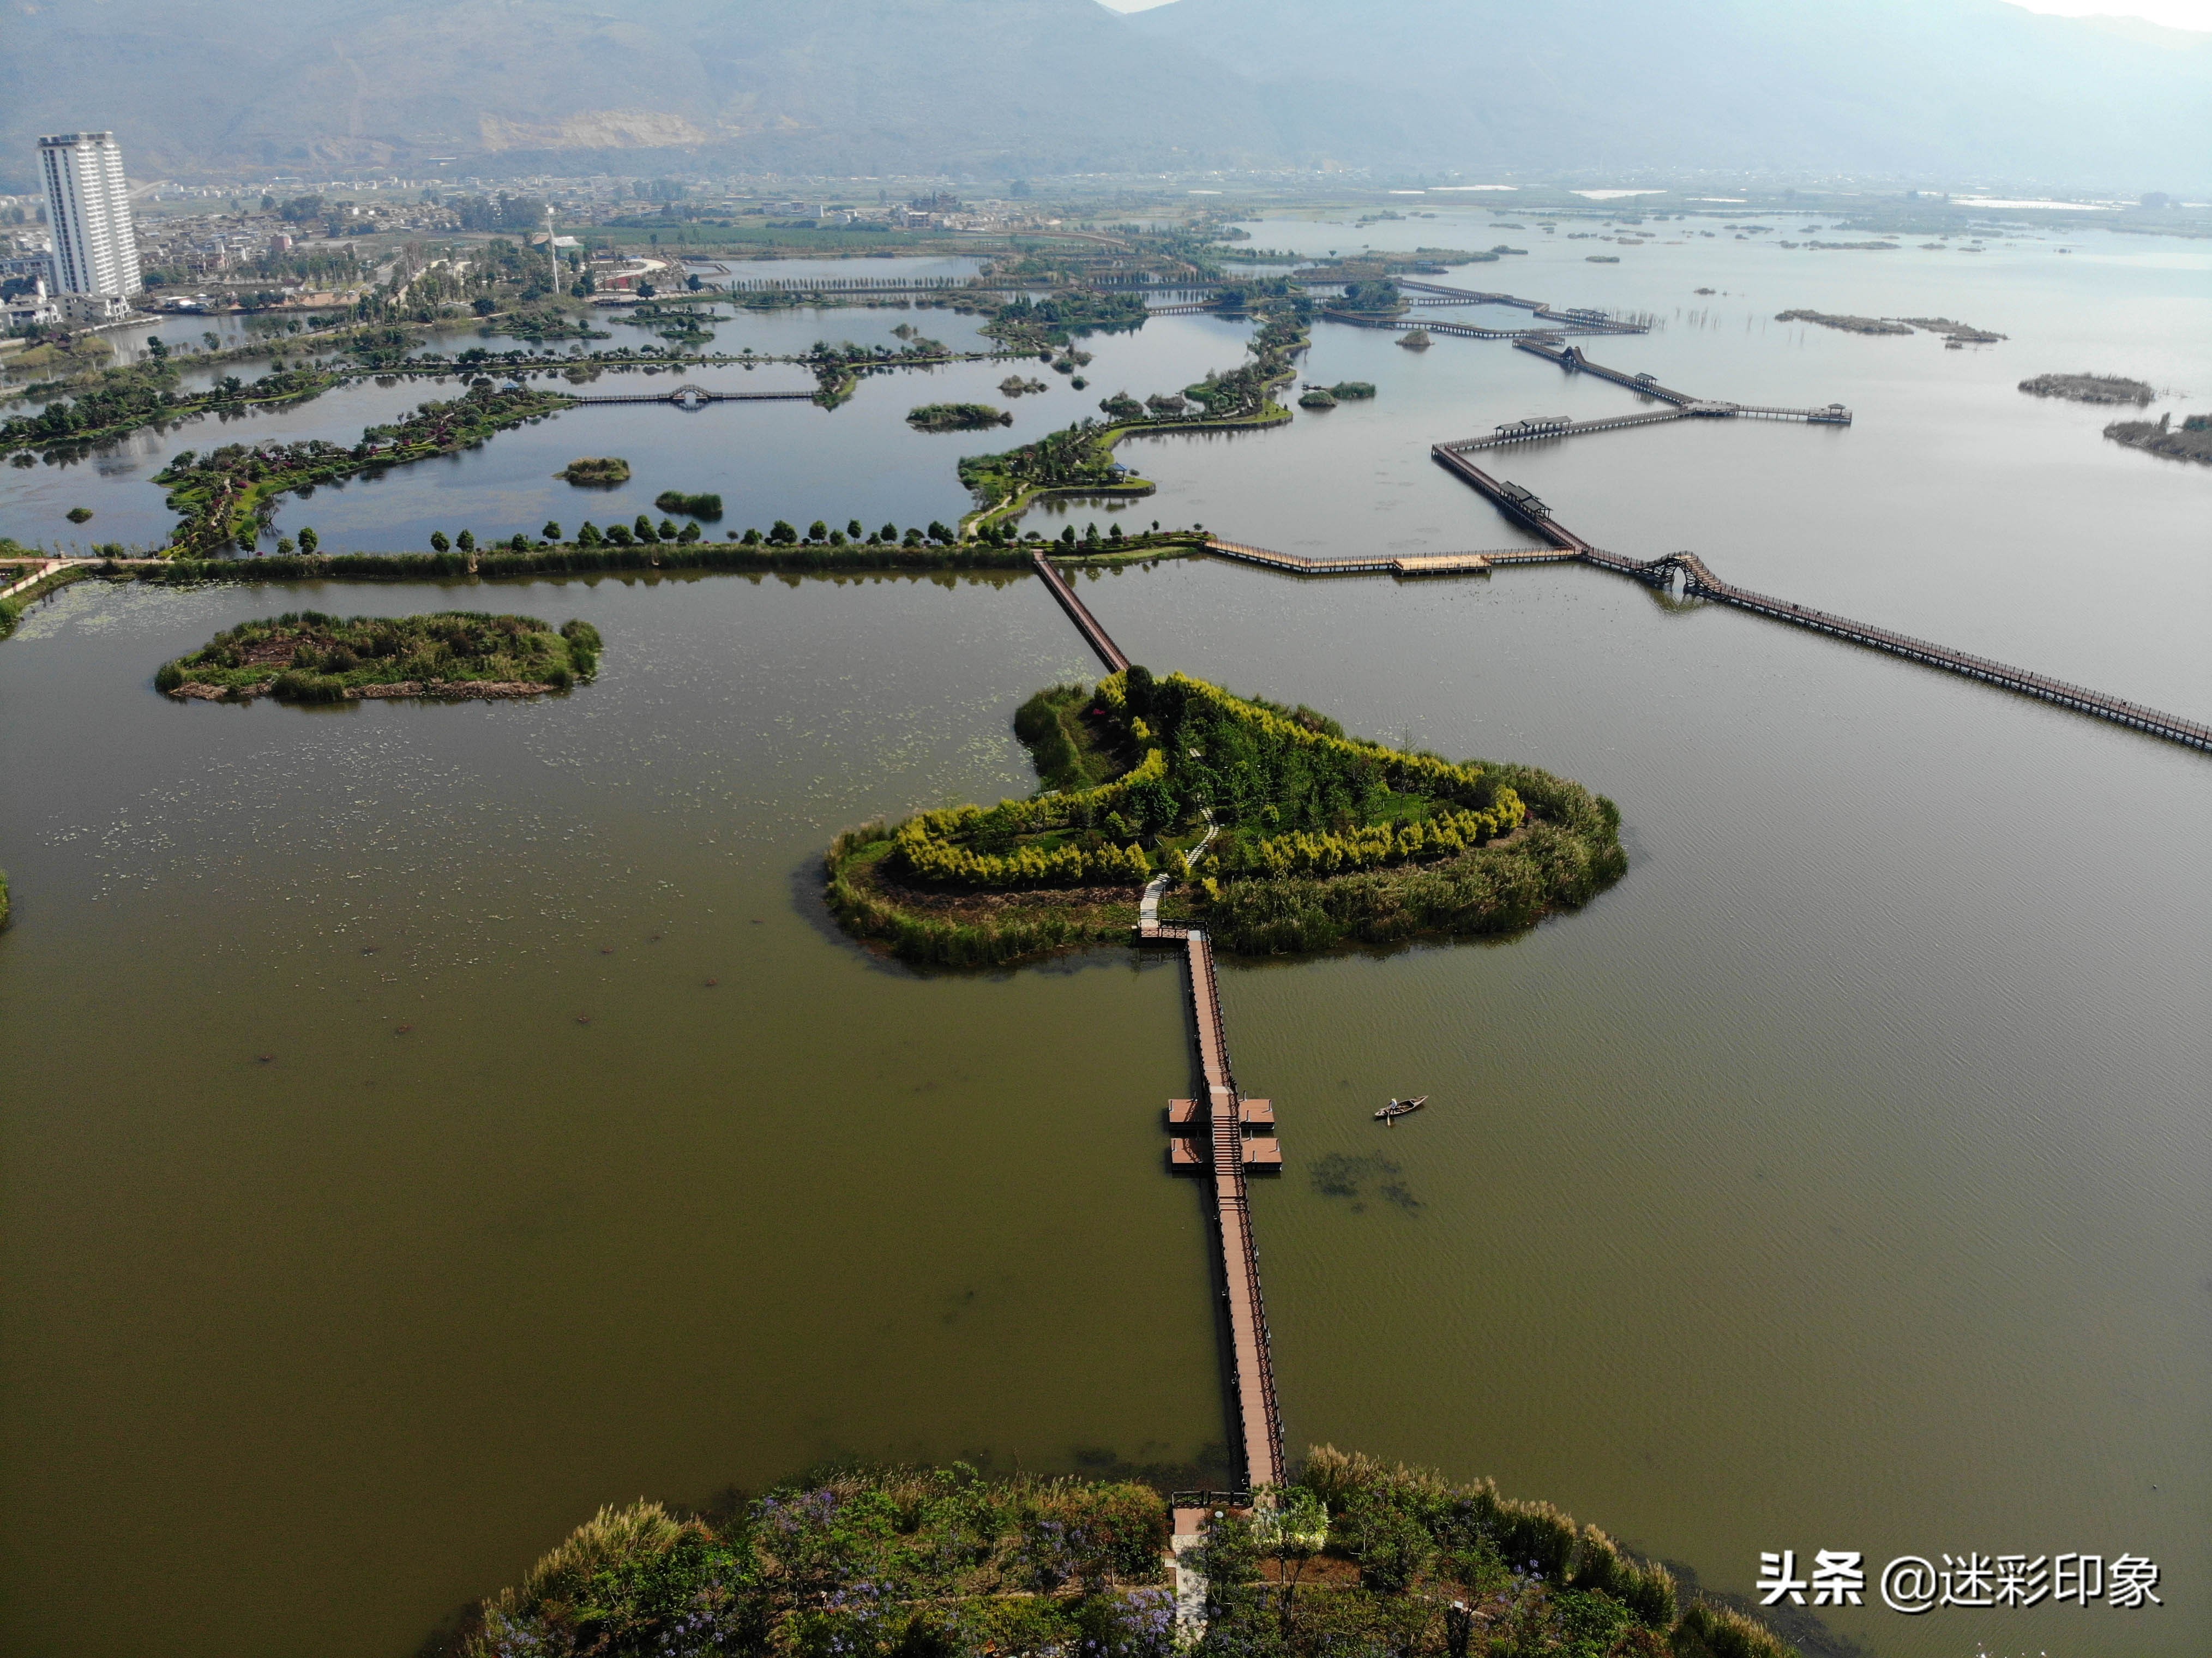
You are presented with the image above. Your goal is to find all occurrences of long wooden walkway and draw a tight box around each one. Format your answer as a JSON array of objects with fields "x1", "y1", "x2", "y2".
[
  {"x1": 1512, "y1": 341, "x2": 1854, "y2": 424},
  {"x1": 1137, "y1": 917, "x2": 1288, "y2": 1492},
  {"x1": 1030, "y1": 550, "x2": 1132, "y2": 672},
  {"x1": 572, "y1": 383, "x2": 816, "y2": 408},
  {"x1": 1204, "y1": 536, "x2": 1560, "y2": 578},
  {"x1": 1421, "y1": 447, "x2": 2212, "y2": 752},
  {"x1": 1027, "y1": 549, "x2": 1287, "y2": 1491}
]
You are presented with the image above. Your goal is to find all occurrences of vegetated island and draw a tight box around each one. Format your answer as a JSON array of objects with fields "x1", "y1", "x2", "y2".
[
  {"x1": 443, "y1": 1446, "x2": 1801, "y2": 1658},
  {"x1": 2104, "y1": 411, "x2": 2212, "y2": 464},
  {"x1": 155, "y1": 610, "x2": 601, "y2": 702},
  {"x1": 1398, "y1": 328, "x2": 1433, "y2": 351},
  {"x1": 2018, "y1": 373, "x2": 2155, "y2": 405},
  {"x1": 1774, "y1": 310, "x2": 1912, "y2": 336},
  {"x1": 1896, "y1": 316, "x2": 2006, "y2": 344},
  {"x1": 654, "y1": 489, "x2": 723, "y2": 519},
  {"x1": 558, "y1": 455, "x2": 631, "y2": 485},
  {"x1": 828, "y1": 666, "x2": 1624, "y2": 967},
  {"x1": 907, "y1": 401, "x2": 1014, "y2": 431}
]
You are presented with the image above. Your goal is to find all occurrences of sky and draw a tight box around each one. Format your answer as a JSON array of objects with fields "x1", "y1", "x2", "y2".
[{"x1": 1094, "y1": 0, "x2": 2212, "y2": 29}]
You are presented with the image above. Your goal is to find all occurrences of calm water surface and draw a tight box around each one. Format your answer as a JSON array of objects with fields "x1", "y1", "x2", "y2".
[{"x1": 1, "y1": 223, "x2": 2207, "y2": 1657}]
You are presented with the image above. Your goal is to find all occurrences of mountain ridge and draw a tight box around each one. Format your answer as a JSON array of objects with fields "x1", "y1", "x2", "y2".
[{"x1": 2, "y1": 0, "x2": 2204, "y2": 190}]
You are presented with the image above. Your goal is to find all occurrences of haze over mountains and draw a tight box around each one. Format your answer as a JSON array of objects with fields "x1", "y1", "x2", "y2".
[{"x1": 2, "y1": 0, "x2": 2205, "y2": 190}]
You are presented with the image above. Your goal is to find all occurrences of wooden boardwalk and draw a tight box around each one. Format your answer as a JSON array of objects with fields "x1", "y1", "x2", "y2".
[
  {"x1": 1204, "y1": 536, "x2": 1546, "y2": 578},
  {"x1": 1421, "y1": 447, "x2": 2212, "y2": 752},
  {"x1": 572, "y1": 383, "x2": 816, "y2": 408},
  {"x1": 1024, "y1": 551, "x2": 1286, "y2": 1491},
  {"x1": 1029, "y1": 550, "x2": 1132, "y2": 672},
  {"x1": 1143, "y1": 919, "x2": 1288, "y2": 1492}
]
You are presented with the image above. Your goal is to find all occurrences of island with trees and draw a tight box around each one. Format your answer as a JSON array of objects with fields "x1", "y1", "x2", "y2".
[
  {"x1": 559, "y1": 456, "x2": 631, "y2": 486},
  {"x1": 2018, "y1": 373, "x2": 2155, "y2": 404},
  {"x1": 1774, "y1": 310, "x2": 1911, "y2": 335},
  {"x1": 443, "y1": 1446, "x2": 1797, "y2": 1658},
  {"x1": 827, "y1": 666, "x2": 1624, "y2": 966},
  {"x1": 155, "y1": 610, "x2": 601, "y2": 702},
  {"x1": 907, "y1": 402, "x2": 1014, "y2": 431}
]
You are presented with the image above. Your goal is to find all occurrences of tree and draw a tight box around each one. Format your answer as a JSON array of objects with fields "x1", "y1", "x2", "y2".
[
  {"x1": 429, "y1": 532, "x2": 451, "y2": 552},
  {"x1": 634, "y1": 514, "x2": 657, "y2": 542},
  {"x1": 455, "y1": 530, "x2": 476, "y2": 552},
  {"x1": 542, "y1": 521, "x2": 562, "y2": 542},
  {"x1": 808, "y1": 520, "x2": 828, "y2": 542},
  {"x1": 879, "y1": 522, "x2": 898, "y2": 543},
  {"x1": 846, "y1": 519, "x2": 863, "y2": 538},
  {"x1": 297, "y1": 527, "x2": 318, "y2": 554}
]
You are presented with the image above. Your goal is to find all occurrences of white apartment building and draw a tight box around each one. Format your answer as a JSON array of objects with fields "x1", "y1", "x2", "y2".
[{"x1": 39, "y1": 131, "x2": 142, "y2": 297}]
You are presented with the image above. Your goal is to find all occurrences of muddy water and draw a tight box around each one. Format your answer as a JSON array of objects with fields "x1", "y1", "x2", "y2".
[{"x1": 1, "y1": 219, "x2": 2207, "y2": 1657}]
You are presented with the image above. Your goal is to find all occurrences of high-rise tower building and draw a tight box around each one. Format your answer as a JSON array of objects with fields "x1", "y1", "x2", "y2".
[{"x1": 39, "y1": 131, "x2": 141, "y2": 297}]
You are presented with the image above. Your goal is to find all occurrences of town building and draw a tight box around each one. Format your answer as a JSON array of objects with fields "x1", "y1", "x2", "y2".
[{"x1": 39, "y1": 131, "x2": 142, "y2": 298}]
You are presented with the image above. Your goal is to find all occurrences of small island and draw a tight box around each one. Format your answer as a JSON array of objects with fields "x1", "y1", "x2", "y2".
[
  {"x1": 2104, "y1": 411, "x2": 2212, "y2": 465},
  {"x1": 907, "y1": 401, "x2": 1015, "y2": 431},
  {"x1": 2018, "y1": 373, "x2": 2154, "y2": 405},
  {"x1": 1775, "y1": 309, "x2": 1912, "y2": 335},
  {"x1": 828, "y1": 667, "x2": 1624, "y2": 966},
  {"x1": 653, "y1": 489, "x2": 723, "y2": 519},
  {"x1": 557, "y1": 456, "x2": 631, "y2": 486},
  {"x1": 155, "y1": 611, "x2": 602, "y2": 702},
  {"x1": 1397, "y1": 328, "x2": 1432, "y2": 351}
]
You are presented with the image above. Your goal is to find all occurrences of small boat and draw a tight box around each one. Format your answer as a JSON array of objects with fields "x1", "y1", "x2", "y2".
[{"x1": 1374, "y1": 1095, "x2": 1428, "y2": 1125}]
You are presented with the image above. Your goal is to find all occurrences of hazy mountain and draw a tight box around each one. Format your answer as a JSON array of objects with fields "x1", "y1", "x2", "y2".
[
  {"x1": 2, "y1": 0, "x2": 2204, "y2": 190},
  {"x1": 1130, "y1": 0, "x2": 2212, "y2": 190},
  {"x1": 0, "y1": 0, "x2": 1278, "y2": 188}
]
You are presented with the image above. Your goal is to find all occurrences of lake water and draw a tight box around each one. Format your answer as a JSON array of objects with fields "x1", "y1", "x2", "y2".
[{"x1": 1, "y1": 217, "x2": 2207, "y2": 1657}]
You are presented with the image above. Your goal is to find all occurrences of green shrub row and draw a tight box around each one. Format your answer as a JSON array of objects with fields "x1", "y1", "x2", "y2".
[
  {"x1": 129, "y1": 540, "x2": 1037, "y2": 587},
  {"x1": 1240, "y1": 794, "x2": 1524, "y2": 878}
]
